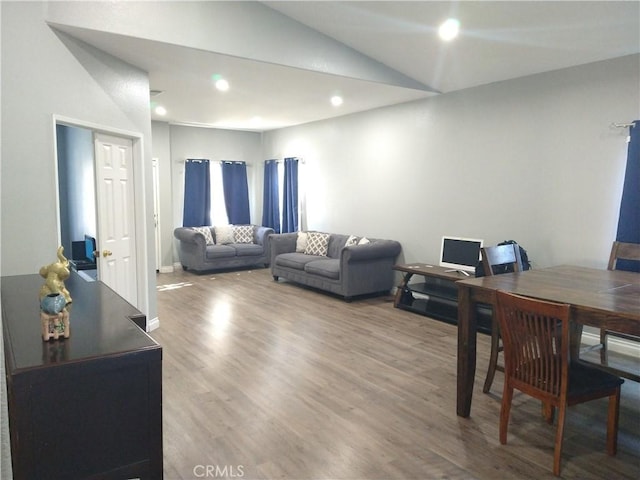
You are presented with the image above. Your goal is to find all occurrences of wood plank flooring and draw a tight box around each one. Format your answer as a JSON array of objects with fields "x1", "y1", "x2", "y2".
[{"x1": 152, "y1": 268, "x2": 640, "y2": 479}]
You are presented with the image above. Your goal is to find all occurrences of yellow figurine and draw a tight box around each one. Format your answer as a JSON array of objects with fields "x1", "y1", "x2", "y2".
[
  {"x1": 39, "y1": 246, "x2": 72, "y2": 304},
  {"x1": 39, "y1": 246, "x2": 72, "y2": 341}
]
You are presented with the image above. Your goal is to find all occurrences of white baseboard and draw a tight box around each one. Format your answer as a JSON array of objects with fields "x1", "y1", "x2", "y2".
[
  {"x1": 147, "y1": 316, "x2": 160, "y2": 332},
  {"x1": 158, "y1": 265, "x2": 174, "y2": 273}
]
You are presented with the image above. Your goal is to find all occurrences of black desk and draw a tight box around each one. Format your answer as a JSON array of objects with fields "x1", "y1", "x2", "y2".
[
  {"x1": 393, "y1": 263, "x2": 493, "y2": 333},
  {"x1": 2, "y1": 272, "x2": 163, "y2": 479},
  {"x1": 70, "y1": 258, "x2": 96, "y2": 271}
]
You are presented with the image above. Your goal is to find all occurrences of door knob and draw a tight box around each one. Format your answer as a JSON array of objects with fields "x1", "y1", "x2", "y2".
[{"x1": 102, "y1": 250, "x2": 113, "y2": 257}]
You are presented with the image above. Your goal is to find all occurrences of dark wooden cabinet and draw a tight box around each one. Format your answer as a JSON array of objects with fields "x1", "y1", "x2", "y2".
[
  {"x1": 2, "y1": 273, "x2": 162, "y2": 480},
  {"x1": 393, "y1": 263, "x2": 493, "y2": 334}
]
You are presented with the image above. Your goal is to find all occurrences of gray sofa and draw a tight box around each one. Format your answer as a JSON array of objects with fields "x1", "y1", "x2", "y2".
[
  {"x1": 174, "y1": 225, "x2": 274, "y2": 272},
  {"x1": 270, "y1": 232, "x2": 402, "y2": 300}
]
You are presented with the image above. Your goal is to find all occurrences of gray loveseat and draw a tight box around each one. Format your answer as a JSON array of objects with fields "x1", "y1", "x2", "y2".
[
  {"x1": 270, "y1": 232, "x2": 402, "y2": 300},
  {"x1": 174, "y1": 225, "x2": 274, "y2": 272}
]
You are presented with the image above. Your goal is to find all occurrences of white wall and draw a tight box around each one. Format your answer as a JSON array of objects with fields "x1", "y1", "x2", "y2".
[
  {"x1": 1, "y1": 3, "x2": 156, "y2": 309},
  {"x1": 262, "y1": 55, "x2": 639, "y2": 269},
  {"x1": 0, "y1": 2, "x2": 157, "y2": 318},
  {"x1": 1, "y1": 2, "x2": 149, "y2": 259},
  {"x1": 1, "y1": 2, "x2": 158, "y2": 475}
]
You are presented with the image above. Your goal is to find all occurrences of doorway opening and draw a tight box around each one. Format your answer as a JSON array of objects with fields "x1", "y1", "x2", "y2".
[
  {"x1": 54, "y1": 116, "x2": 149, "y2": 323},
  {"x1": 56, "y1": 124, "x2": 97, "y2": 282}
]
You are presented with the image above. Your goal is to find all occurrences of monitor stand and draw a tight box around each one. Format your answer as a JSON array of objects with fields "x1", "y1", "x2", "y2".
[{"x1": 444, "y1": 269, "x2": 470, "y2": 276}]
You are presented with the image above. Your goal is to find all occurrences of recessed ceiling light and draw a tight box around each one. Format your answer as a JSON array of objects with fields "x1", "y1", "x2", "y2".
[
  {"x1": 215, "y1": 78, "x2": 230, "y2": 92},
  {"x1": 439, "y1": 18, "x2": 460, "y2": 41},
  {"x1": 331, "y1": 95, "x2": 343, "y2": 107},
  {"x1": 154, "y1": 106, "x2": 167, "y2": 116}
]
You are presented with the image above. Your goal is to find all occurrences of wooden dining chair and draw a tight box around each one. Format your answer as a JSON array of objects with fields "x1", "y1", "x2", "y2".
[
  {"x1": 496, "y1": 291, "x2": 624, "y2": 476},
  {"x1": 480, "y1": 243, "x2": 523, "y2": 393},
  {"x1": 598, "y1": 241, "x2": 640, "y2": 382}
]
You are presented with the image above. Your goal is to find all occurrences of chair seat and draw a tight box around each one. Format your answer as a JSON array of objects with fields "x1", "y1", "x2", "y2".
[
  {"x1": 512, "y1": 358, "x2": 624, "y2": 397},
  {"x1": 568, "y1": 362, "x2": 624, "y2": 397}
]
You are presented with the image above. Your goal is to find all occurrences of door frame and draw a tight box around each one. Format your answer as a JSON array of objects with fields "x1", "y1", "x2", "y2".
[
  {"x1": 152, "y1": 157, "x2": 162, "y2": 271},
  {"x1": 52, "y1": 114, "x2": 150, "y2": 318}
]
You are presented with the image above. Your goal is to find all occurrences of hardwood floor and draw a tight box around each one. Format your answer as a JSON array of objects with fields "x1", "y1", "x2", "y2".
[{"x1": 152, "y1": 268, "x2": 640, "y2": 479}]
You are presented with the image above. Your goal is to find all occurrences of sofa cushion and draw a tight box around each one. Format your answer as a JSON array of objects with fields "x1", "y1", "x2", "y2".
[
  {"x1": 234, "y1": 243, "x2": 264, "y2": 257},
  {"x1": 345, "y1": 235, "x2": 359, "y2": 247},
  {"x1": 296, "y1": 232, "x2": 308, "y2": 252},
  {"x1": 233, "y1": 225, "x2": 254, "y2": 244},
  {"x1": 304, "y1": 259, "x2": 340, "y2": 279},
  {"x1": 275, "y1": 252, "x2": 319, "y2": 270},
  {"x1": 192, "y1": 226, "x2": 214, "y2": 245},
  {"x1": 305, "y1": 232, "x2": 330, "y2": 256},
  {"x1": 205, "y1": 245, "x2": 236, "y2": 259},
  {"x1": 214, "y1": 225, "x2": 235, "y2": 245}
]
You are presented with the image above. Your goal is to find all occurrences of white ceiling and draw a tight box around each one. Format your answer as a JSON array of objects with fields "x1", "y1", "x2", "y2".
[{"x1": 52, "y1": 1, "x2": 639, "y2": 132}]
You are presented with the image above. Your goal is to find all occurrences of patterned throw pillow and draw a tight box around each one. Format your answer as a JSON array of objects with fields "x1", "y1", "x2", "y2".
[
  {"x1": 214, "y1": 225, "x2": 235, "y2": 245},
  {"x1": 233, "y1": 225, "x2": 254, "y2": 244},
  {"x1": 304, "y1": 232, "x2": 330, "y2": 256},
  {"x1": 345, "y1": 235, "x2": 359, "y2": 247},
  {"x1": 192, "y1": 226, "x2": 214, "y2": 245},
  {"x1": 358, "y1": 237, "x2": 371, "y2": 245},
  {"x1": 296, "y1": 232, "x2": 308, "y2": 252}
]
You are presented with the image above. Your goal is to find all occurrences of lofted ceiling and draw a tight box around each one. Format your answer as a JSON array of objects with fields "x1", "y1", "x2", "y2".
[{"x1": 51, "y1": 1, "x2": 639, "y2": 132}]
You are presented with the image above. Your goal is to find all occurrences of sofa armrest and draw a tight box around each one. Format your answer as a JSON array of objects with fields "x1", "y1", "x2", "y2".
[
  {"x1": 342, "y1": 240, "x2": 402, "y2": 263},
  {"x1": 255, "y1": 226, "x2": 275, "y2": 246},
  {"x1": 256, "y1": 226, "x2": 275, "y2": 265},
  {"x1": 174, "y1": 227, "x2": 207, "y2": 248}
]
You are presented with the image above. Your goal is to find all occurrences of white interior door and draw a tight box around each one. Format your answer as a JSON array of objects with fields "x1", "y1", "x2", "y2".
[{"x1": 94, "y1": 133, "x2": 138, "y2": 306}]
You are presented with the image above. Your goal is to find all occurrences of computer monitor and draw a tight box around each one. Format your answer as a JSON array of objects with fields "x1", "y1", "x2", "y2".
[
  {"x1": 85, "y1": 235, "x2": 97, "y2": 263},
  {"x1": 439, "y1": 236, "x2": 483, "y2": 273}
]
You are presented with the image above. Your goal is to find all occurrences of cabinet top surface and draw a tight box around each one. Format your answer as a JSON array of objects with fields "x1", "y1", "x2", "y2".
[{"x1": 2, "y1": 273, "x2": 160, "y2": 372}]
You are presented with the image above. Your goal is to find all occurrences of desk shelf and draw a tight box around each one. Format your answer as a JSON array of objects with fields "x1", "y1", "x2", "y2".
[{"x1": 393, "y1": 264, "x2": 493, "y2": 334}]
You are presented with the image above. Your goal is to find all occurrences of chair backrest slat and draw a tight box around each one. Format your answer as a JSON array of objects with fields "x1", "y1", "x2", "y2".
[{"x1": 496, "y1": 291, "x2": 570, "y2": 399}]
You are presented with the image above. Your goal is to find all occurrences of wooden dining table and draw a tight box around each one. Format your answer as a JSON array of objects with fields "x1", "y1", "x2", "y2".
[{"x1": 456, "y1": 265, "x2": 640, "y2": 417}]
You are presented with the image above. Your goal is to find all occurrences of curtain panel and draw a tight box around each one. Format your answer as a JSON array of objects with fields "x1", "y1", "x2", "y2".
[
  {"x1": 221, "y1": 161, "x2": 251, "y2": 225},
  {"x1": 262, "y1": 160, "x2": 281, "y2": 233},
  {"x1": 282, "y1": 157, "x2": 299, "y2": 233},
  {"x1": 615, "y1": 120, "x2": 640, "y2": 272},
  {"x1": 183, "y1": 159, "x2": 211, "y2": 227}
]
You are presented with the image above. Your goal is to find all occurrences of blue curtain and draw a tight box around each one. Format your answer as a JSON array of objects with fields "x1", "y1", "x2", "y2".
[
  {"x1": 615, "y1": 120, "x2": 640, "y2": 272},
  {"x1": 183, "y1": 159, "x2": 211, "y2": 227},
  {"x1": 221, "y1": 161, "x2": 251, "y2": 224},
  {"x1": 282, "y1": 157, "x2": 299, "y2": 233},
  {"x1": 262, "y1": 160, "x2": 280, "y2": 233}
]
